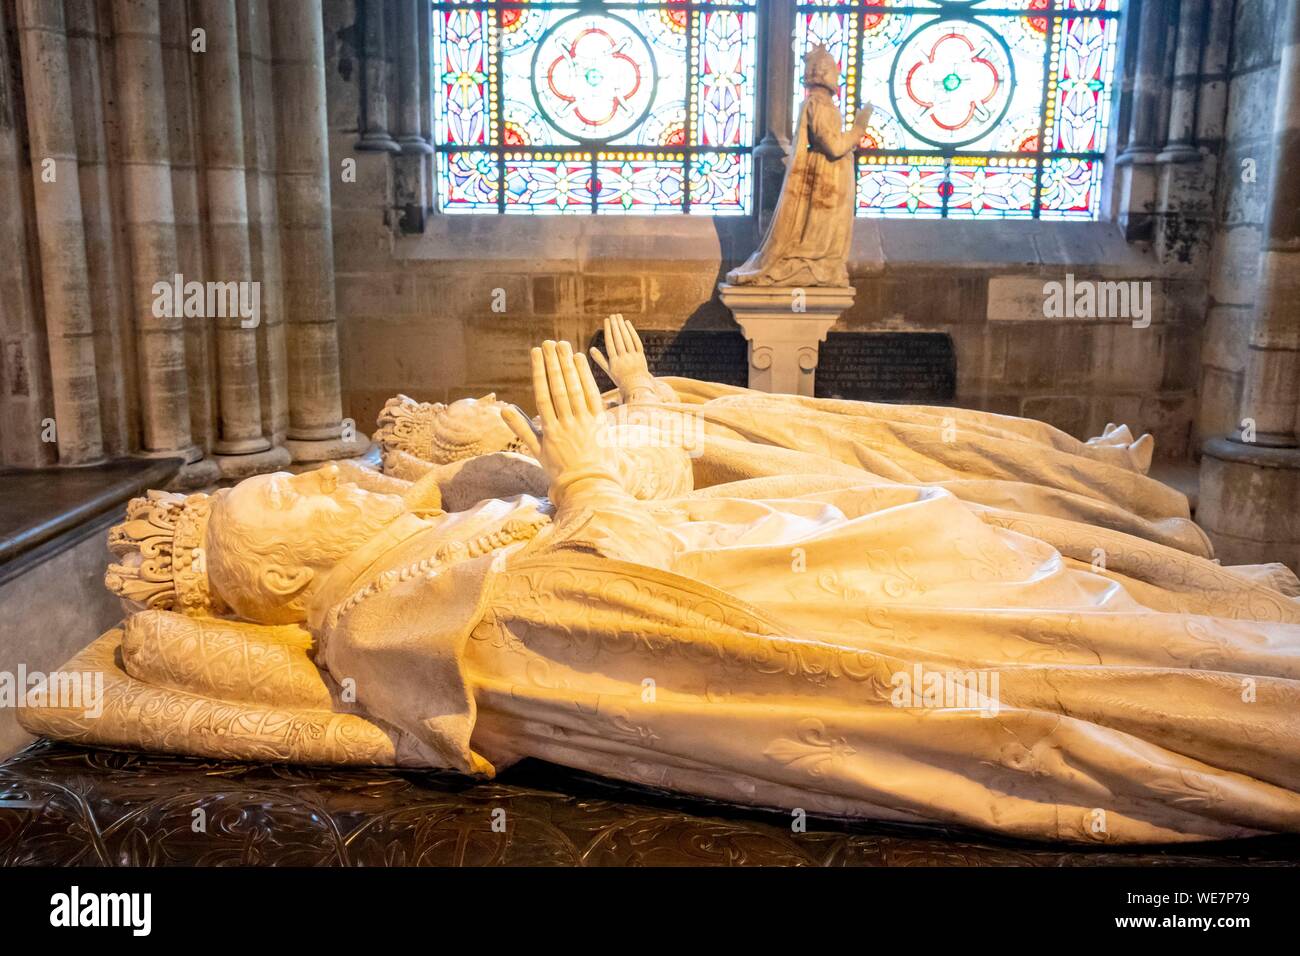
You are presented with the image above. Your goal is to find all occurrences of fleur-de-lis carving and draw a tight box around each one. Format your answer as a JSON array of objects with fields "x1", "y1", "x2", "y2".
[{"x1": 763, "y1": 718, "x2": 855, "y2": 777}]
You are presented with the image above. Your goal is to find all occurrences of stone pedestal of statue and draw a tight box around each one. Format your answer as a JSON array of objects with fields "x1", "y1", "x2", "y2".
[{"x1": 718, "y1": 283, "x2": 855, "y2": 397}]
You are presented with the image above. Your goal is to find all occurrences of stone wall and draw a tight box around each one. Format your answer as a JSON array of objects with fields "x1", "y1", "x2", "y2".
[
  {"x1": 849, "y1": 225, "x2": 1204, "y2": 461},
  {"x1": 329, "y1": 217, "x2": 1206, "y2": 463},
  {"x1": 0, "y1": 513, "x2": 124, "y2": 758},
  {"x1": 1199, "y1": 0, "x2": 1286, "y2": 442},
  {"x1": 0, "y1": 0, "x2": 1276, "y2": 472}
]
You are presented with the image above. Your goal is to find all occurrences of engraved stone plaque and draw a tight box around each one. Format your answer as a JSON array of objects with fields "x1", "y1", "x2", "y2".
[{"x1": 813, "y1": 332, "x2": 956, "y2": 403}]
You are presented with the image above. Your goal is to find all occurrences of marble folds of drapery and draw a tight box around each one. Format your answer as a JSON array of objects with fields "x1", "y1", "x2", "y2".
[
  {"x1": 612, "y1": 378, "x2": 1209, "y2": 557},
  {"x1": 23, "y1": 473, "x2": 1300, "y2": 844},
  {"x1": 19, "y1": 382, "x2": 1300, "y2": 843}
]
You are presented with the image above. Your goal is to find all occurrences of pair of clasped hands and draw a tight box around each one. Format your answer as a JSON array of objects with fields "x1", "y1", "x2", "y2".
[{"x1": 500, "y1": 313, "x2": 653, "y2": 504}]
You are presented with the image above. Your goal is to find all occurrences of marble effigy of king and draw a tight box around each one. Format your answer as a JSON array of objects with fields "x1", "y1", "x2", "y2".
[{"x1": 19, "y1": 317, "x2": 1300, "y2": 845}]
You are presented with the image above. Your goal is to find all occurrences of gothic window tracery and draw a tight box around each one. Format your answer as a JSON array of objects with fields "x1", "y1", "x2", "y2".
[
  {"x1": 795, "y1": 0, "x2": 1122, "y2": 219},
  {"x1": 433, "y1": 1, "x2": 759, "y2": 214}
]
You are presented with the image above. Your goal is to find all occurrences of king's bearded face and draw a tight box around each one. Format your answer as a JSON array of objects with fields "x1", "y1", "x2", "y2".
[{"x1": 206, "y1": 465, "x2": 408, "y2": 624}]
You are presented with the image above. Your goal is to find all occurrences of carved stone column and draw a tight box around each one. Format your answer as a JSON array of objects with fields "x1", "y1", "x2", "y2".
[
  {"x1": 0, "y1": 0, "x2": 53, "y2": 467},
  {"x1": 238, "y1": 0, "x2": 290, "y2": 451},
  {"x1": 752, "y1": 0, "x2": 797, "y2": 235},
  {"x1": 1194, "y1": 0, "x2": 1234, "y2": 149},
  {"x1": 1234, "y1": 13, "x2": 1300, "y2": 451},
  {"x1": 392, "y1": 0, "x2": 433, "y2": 233},
  {"x1": 1151, "y1": 0, "x2": 1213, "y2": 269},
  {"x1": 1199, "y1": 1, "x2": 1300, "y2": 570},
  {"x1": 394, "y1": 0, "x2": 431, "y2": 155},
  {"x1": 65, "y1": 0, "x2": 132, "y2": 458},
  {"x1": 271, "y1": 0, "x2": 361, "y2": 461},
  {"x1": 1156, "y1": 0, "x2": 1206, "y2": 163},
  {"x1": 195, "y1": 0, "x2": 287, "y2": 475},
  {"x1": 1118, "y1": 0, "x2": 1174, "y2": 162},
  {"x1": 1115, "y1": 0, "x2": 1175, "y2": 240},
  {"x1": 15, "y1": 0, "x2": 104, "y2": 465},
  {"x1": 355, "y1": 0, "x2": 400, "y2": 154},
  {"x1": 159, "y1": 2, "x2": 215, "y2": 455},
  {"x1": 111, "y1": 0, "x2": 216, "y2": 481}
]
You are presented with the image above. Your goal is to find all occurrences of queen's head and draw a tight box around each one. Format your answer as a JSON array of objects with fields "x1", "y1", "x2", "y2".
[
  {"x1": 374, "y1": 393, "x2": 526, "y2": 467},
  {"x1": 803, "y1": 44, "x2": 840, "y2": 95},
  {"x1": 107, "y1": 465, "x2": 408, "y2": 626}
]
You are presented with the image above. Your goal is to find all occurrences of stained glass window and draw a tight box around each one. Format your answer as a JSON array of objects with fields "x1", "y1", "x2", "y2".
[
  {"x1": 433, "y1": 1, "x2": 758, "y2": 214},
  {"x1": 794, "y1": 1, "x2": 1122, "y2": 220}
]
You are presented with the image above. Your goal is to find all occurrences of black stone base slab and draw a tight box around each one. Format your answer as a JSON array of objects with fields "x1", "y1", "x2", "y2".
[{"x1": 3, "y1": 740, "x2": 1297, "y2": 866}]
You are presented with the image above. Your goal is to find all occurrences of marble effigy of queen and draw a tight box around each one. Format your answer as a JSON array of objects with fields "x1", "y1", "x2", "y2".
[{"x1": 726, "y1": 45, "x2": 872, "y2": 287}]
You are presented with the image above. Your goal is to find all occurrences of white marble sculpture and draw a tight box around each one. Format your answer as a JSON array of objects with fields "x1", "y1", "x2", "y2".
[
  {"x1": 726, "y1": 45, "x2": 871, "y2": 287},
  {"x1": 21, "y1": 333, "x2": 1300, "y2": 845},
  {"x1": 720, "y1": 46, "x2": 872, "y2": 395},
  {"x1": 370, "y1": 360, "x2": 692, "y2": 508},
  {"x1": 383, "y1": 316, "x2": 1188, "y2": 553}
]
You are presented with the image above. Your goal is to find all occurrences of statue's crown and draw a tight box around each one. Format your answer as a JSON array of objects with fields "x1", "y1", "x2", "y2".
[
  {"x1": 803, "y1": 44, "x2": 838, "y2": 90},
  {"x1": 105, "y1": 490, "x2": 226, "y2": 616}
]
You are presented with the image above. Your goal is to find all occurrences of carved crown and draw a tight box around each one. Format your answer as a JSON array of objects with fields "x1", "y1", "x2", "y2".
[
  {"x1": 105, "y1": 491, "x2": 227, "y2": 617},
  {"x1": 373, "y1": 393, "x2": 525, "y2": 465},
  {"x1": 803, "y1": 44, "x2": 839, "y2": 91}
]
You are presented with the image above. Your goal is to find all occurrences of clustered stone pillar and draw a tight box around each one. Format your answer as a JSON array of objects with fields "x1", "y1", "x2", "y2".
[
  {"x1": 1194, "y1": 0, "x2": 1234, "y2": 149},
  {"x1": 271, "y1": 0, "x2": 357, "y2": 462},
  {"x1": 1199, "y1": 1, "x2": 1300, "y2": 569},
  {"x1": 355, "y1": 0, "x2": 400, "y2": 155},
  {"x1": 161, "y1": 1, "x2": 216, "y2": 455},
  {"x1": 1236, "y1": 7, "x2": 1300, "y2": 451},
  {"x1": 392, "y1": 0, "x2": 433, "y2": 233},
  {"x1": 65, "y1": 0, "x2": 133, "y2": 458},
  {"x1": 1151, "y1": 0, "x2": 1223, "y2": 270},
  {"x1": 0, "y1": 0, "x2": 52, "y2": 468},
  {"x1": 394, "y1": 0, "x2": 429, "y2": 154},
  {"x1": 111, "y1": 0, "x2": 213, "y2": 479},
  {"x1": 1115, "y1": 0, "x2": 1175, "y2": 241},
  {"x1": 238, "y1": 0, "x2": 291, "y2": 453},
  {"x1": 195, "y1": 0, "x2": 288, "y2": 475},
  {"x1": 1, "y1": 0, "x2": 355, "y2": 477},
  {"x1": 14, "y1": 0, "x2": 104, "y2": 465},
  {"x1": 1156, "y1": 0, "x2": 1206, "y2": 164}
]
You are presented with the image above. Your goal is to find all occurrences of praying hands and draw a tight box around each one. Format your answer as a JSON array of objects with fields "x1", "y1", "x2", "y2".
[
  {"x1": 589, "y1": 314, "x2": 673, "y2": 406},
  {"x1": 502, "y1": 340, "x2": 623, "y2": 509}
]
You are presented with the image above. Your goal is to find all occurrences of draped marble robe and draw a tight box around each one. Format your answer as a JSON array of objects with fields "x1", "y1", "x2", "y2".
[
  {"x1": 21, "y1": 364, "x2": 1300, "y2": 842},
  {"x1": 594, "y1": 376, "x2": 1208, "y2": 562},
  {"x1": 302, "y1": 473, "x2": 1300, "y2": 845},
  {"x1": 24, "y1": 473, "x2": 1300, "y2": 843},
  {"x1": 726, "y1": 88, "x2": 862, "y2": 287}
]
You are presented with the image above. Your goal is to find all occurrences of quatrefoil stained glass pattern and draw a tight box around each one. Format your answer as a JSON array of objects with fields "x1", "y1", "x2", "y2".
[
  {"x1": 434, "y1": 1, "x2": 758, "y2": 214},
  {"x1": 795, "y1": 0, "x2": 1122, "y2": 220}
]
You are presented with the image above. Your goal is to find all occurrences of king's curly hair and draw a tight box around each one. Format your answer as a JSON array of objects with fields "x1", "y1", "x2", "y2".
[{"x1": 206, "y1": 494, "x2": 387, "y2": 624}]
